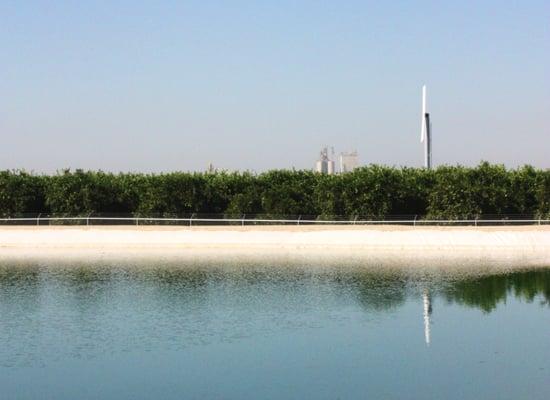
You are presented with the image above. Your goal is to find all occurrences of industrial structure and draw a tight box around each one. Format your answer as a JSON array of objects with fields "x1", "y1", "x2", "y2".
[
  {"x1": 420, "y1": 85, "x2": 432, "y2": 169},
  {"x1": 339, "y1": 151, "x2": 359, "y2": 173},
  {"x1": 315, "y1": 148, "x2": 360, "y2": 174},
  {"x1": 316, "y1": 85, "x2": 433, "y2": 173},
  {"x1": 315, "y1": 147, "x2": 335, "y2": 174}
]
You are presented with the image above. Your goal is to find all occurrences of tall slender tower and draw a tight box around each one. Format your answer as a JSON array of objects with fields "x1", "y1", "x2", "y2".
[{"x1": 421, "y1": 85, "x2": 432, "y2": 169}]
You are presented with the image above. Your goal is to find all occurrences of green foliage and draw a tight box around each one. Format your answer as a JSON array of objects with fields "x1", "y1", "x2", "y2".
[
  {"x1": 426, "y1": 162, "x2": 545, "y2": 219},
  {"x1": 338, "y1": 165, "x2": 432, "y2": 218},
  {"x1": 45, "y1": 169, "x2": 136, "y2": 216},
  {"x1": 0, "y1": 171, "x2": 47, "y2": 217},
  {"x1": 535, "y1": 170, "x2": 550, "y2": 219},
  {"x1": 134, "y1": 173, "x2": 206, "y2": 216},
  {"x1": 258, "y1": 170, "x2": 317, "y2": 217},
  {"x1": 0, "y1": 163, "x2": 548, "y2": 219}
]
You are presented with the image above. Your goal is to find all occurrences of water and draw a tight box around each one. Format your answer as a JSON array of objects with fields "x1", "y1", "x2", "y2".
[{"x1": 1, "y1": 263, "x2": 549, "y2": 399}]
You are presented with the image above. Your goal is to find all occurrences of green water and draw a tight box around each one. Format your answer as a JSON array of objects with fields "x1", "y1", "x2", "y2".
[{"x1": 1, "y1": 264, "x2": 549, "y2": 399}]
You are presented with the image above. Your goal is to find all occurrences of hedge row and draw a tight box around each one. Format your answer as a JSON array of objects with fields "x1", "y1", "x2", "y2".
[{"x1": 1, "y1": 162, "x2": 549, "y2": 219}]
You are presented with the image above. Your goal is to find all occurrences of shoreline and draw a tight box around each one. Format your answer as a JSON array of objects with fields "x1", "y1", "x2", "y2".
[
  {"x1": 1, "y1": 226, "x2": 550, "y2": 272},
  {"x1": 2, "y1": 224, "x2": 550, "y2": 231}
]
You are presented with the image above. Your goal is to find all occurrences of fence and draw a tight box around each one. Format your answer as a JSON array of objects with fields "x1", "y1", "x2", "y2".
[{"x1": 0, "y1": 213, "x2": 549, "y2": 226}]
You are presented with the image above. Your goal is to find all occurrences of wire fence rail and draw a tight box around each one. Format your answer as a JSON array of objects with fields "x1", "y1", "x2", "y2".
[{"x1": 0, "y1": 214, "x2": 549, "y2": 226}]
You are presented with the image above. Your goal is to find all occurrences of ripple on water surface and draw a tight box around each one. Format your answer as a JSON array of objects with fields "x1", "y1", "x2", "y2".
[{"x1": 1, "y1": 262, "x2": 550, "y2": 399}]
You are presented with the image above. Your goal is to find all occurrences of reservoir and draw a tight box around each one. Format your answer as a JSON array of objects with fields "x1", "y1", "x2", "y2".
[{"x1": 1, "y1": 262, "x2": 549, "y2": 399}]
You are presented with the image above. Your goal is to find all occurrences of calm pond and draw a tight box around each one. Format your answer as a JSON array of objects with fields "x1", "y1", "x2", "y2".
[{"x1": 1, "y1": 263, "x2": 549, "y2": 399}]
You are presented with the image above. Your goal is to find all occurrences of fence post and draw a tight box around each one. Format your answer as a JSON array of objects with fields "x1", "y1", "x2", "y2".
[
  {"x1": 475, "y1": 217, "x2": 478, "y2": 227},
  {"x1": 242, "y1": 214, "x2": 245, "y2": 227},
  {"x1": 413, "y1": 215, "x2": 417, "y2": 227},
  {"x1": 136, "y1": 216, "x2": 139, "y2": 226},
  {"x1": 87, "y1": 212, "x2": 92, "y2": 226},
  {"x1": 36, "y1": 213, "x2": 41, "y2": 226},
  {"x1": 353, "y1": 215, "x2": 358, "y2": 225},
  {"x1": 190, "y1": 213, "x2": 194, "y2": 227},
  {"x1": 297, "y1": 215, "x2": 301, "y2": 226}
]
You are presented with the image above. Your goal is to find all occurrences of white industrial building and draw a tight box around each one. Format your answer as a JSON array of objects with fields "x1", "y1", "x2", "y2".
[
  {"x1": 315, "y1": 147, "x2": 360, "y2": 174},
  {"x1": 339, "y1": 151, "x2": 359, "y2": 173},
  {"x1": 315, "y1": 147, "x2": 335, "y2": 174}
]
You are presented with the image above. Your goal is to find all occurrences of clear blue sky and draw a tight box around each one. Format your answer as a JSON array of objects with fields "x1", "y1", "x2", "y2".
[{"x1": 1, "y1": 1, "x2": 549, "y2": 172}]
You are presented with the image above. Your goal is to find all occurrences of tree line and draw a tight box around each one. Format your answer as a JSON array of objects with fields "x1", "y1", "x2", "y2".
[{"x1": 1, "y1": 162, "x2": 549, "y2": 219}]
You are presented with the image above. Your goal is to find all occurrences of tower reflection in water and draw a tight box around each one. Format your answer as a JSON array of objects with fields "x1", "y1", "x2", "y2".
[{"x1": 423, "y1": 289, "x2": 432, "y2": 346}]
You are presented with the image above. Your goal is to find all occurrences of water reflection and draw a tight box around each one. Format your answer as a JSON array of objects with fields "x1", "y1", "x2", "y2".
[
  {"x1": 1, "y1": 266, "x2": 550, "y2": 315},
  {"x1": 347, "y1": 272, "x2": 408, "y2": 312},
  {"x1": 2, "y1": 264, "x2": 550, "y2": 400},
  {"x1": 423, "y1": 289, "x2": 432, "y2": 346},
  {"x1": 442, "y1": 270, "x2": 550, "y2": 313},
  {"x1": 0, "y1": 264, "x2": 550, "y2": 366}
]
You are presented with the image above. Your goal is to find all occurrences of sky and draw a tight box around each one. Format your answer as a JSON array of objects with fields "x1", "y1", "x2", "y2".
[{"x1": 1, "y1": 0, "x2": 549, "y2": 173}]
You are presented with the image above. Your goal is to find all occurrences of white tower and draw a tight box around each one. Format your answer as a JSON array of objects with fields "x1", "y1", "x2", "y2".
[{"x1": 421, "y1": 85, "x2": 432, "y2": 169}]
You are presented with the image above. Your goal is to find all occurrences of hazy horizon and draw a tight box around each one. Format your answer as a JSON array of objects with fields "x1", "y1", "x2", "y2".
[{"x1": 2, "y1": 1, "x2": 549, "y2": 173}]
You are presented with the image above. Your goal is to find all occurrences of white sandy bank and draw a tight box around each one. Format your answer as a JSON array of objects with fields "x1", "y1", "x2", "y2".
[{"x1": 1, "y1": 226, "x2": 550, "y2": 271}]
